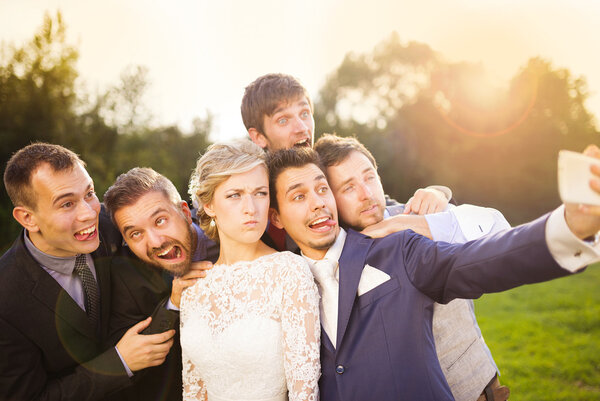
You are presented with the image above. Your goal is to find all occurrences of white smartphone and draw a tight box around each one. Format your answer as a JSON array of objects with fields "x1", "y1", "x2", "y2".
[{"x1": 558, "y1": 150, "x2": 600, "y2": 206}]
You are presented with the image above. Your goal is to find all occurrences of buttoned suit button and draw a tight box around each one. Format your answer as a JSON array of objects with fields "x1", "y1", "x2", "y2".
[{"x1": 336, "y1": 365, "x2": 345, "y2": 374}]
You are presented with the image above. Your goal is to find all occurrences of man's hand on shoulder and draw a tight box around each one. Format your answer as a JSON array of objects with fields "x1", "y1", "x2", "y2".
[
  {"x1": 404, "y1": 187, "x2": 449, "y2": 215},
  {"x1": 170, "y1": 261, "x2": 213, "y2": 308}
]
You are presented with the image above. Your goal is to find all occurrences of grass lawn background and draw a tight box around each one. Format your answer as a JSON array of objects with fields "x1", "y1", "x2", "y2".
[{"x1": 474, "y1": 262, "x2": 600, "y2": 400}]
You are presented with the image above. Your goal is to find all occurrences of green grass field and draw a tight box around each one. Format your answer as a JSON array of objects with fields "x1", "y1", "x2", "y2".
[{"x1": 474, "y1": 262, "x2": 600, "y2": 400}]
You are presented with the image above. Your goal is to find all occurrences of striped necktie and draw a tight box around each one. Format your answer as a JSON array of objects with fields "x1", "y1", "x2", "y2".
[{"x1": 74, "y1": 254, "x2": 100, "y2": 327}]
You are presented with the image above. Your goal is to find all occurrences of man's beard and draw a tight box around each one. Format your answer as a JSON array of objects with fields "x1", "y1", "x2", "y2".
[{"x1": 147, "y1": 224, "x2": 197, "y2": 277}]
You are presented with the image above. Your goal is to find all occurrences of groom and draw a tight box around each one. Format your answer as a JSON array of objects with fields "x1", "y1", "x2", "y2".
[{"x1": 267, "y1": 147, "x2": 600, "y2": 401}]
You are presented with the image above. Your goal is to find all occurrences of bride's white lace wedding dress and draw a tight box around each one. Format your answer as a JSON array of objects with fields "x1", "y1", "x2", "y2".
[{"x1": 180, "y1": 251, "x2": 321, "y2": 401}]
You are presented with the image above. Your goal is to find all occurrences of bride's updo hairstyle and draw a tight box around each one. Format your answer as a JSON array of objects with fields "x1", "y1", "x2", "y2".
[{"x1": 189, "y1": 139, "x2": 266, "y2": 242}]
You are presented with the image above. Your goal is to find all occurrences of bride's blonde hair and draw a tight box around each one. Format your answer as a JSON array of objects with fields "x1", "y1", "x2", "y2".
[{"x1": 188, "y1": 139, "x2": 266, "y2": 241}]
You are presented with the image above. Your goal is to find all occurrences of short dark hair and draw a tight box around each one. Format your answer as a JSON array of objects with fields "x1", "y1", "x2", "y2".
[
  {"x1": 267, "y1": 147, "x2": 324, "y2": 211},
  {"x1": 314, "y1": 133, "x2": 378, "y2": 170},
  {"x1": 3, "y1": 143, "x2": 85, "y2": 209},
  {"x1": 103, "y1": 167, "x2": 182, "y2": 224},
  {"x1": 241, "y1": 73, "x2": 312, "y2": 134}
]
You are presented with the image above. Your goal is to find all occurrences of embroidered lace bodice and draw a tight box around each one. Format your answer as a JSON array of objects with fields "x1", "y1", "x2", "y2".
[{"x1": 180, "y1": 251, "x2": 321, "y2": 401}]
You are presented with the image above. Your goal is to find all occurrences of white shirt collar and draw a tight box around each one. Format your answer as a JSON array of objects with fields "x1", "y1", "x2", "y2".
[
  {"x1": 302, "y1": 228, "x2": 347, "y2": 265},
  {"x1": 301, "y1": 228, "x2": 347, "y2": 281}
]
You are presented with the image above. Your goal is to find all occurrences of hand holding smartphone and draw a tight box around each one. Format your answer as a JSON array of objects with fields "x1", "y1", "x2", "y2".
[{"x1": 558, "y1": 150, "x2": 600, "y2": 206}]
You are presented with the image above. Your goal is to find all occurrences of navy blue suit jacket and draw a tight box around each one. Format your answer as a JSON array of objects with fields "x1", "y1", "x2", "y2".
[{"x1": 319, "y1": 214, "x2": 574, "y2": 401}]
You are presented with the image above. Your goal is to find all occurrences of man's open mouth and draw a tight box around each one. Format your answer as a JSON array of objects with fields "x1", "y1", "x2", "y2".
[
  {"x1": 294, "y1": 138, "x2": 310, "y2": 147},
  {"x1": 74, "y1": 225, "x2": 97, "y2": 241},
  {"x1": 156, "y1": 245, "x2": 182, "y2": 260},
  {"x1": 308, "y1": 216, "x2": 336, "y2": 230}
]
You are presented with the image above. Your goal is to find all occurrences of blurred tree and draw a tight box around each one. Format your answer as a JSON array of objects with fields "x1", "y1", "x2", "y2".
[
  {"x1": 0, "y1": 11, "x2": 86, "y2": 248},
  {"x1": 98, "y1": 65, "x2": 153, "y2": 134},
  {"x1": 315, "y1": 33, "x2": 599, "y2": 224},
  {"x1": 111, "y1": 115, "x2": 213, "y2": 201},
  {"x1": 0, "y1": 12, "x2": 213, "y2": 250}
]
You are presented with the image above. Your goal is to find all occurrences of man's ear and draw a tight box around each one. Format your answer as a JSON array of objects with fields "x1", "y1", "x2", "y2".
[
  {"x1": 269, "y1": 207, "x2": 284, "y2": 229},
  {"x1": 180, "y1": 201, "x2": 193, "y2": 224},
  {"x1": 13, "y1": 206, "x2": 39, "y2": 232},
  {"x1": 248, "y1": 128, "x2": 268, "y2": 149}
]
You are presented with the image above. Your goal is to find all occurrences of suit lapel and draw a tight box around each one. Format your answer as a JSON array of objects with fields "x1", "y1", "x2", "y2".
[
  {"x1": 17, "y1": 234, "x2": 98, "y2": 340},
  {"x1": 321, "y1": 326, "x2": 336, "y2": 354},
  {"x1": 336, "y1": 231, "x2": 372, "y2": 348}
]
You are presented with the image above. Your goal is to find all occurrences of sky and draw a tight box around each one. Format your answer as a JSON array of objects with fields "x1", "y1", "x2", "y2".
[{"x1": 1, "y1": 0, "x2": 599, "y2": 141}]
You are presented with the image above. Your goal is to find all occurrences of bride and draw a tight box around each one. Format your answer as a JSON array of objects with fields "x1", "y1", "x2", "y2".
[{"x1": 181, "y1": 139, "x2": 321, "y2": 401}]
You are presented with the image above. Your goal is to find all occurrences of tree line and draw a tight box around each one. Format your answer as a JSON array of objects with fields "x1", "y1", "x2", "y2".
[{"x1": 1, "y1": 13, "x2": 598, "y2": 250}]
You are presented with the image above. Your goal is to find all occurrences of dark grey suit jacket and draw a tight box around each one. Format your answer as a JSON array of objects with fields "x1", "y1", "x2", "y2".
[{"x1": 0, "y1": 209, "x2": 131, "y2": 401}]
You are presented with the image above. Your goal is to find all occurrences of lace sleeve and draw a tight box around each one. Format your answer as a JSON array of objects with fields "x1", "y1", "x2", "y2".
[
  {"x1": 280, "y1": 253, "x2": 321, "y2": 401},
  {"x1": 182, "y1": 349, "x2": 207, "y2": 401},
  {"x1": 181, "y1": 288, "x2": 207, "y2": 401}
]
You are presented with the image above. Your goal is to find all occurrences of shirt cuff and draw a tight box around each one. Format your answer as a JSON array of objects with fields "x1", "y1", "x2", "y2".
[
  {"x1": 545, "y1": 205, "x2": 600, "y2": 272},
  {"x1": 165, "y1": 298, "x2": 180, "y2": 311},
  {"x1": 115, "y1": 346, "x2": 134, "y2": 377},
  {"x1": 425, "y1": 211, "x2": 457, "y2": 242}
]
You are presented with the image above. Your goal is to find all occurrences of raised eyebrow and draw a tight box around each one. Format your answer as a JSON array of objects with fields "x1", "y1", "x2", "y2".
[
  {"x1": 121, "y1": 224, "x2": 137, "y2": 237},
  {"x1": 315, "y1": 174, "x2": 329, "y2": 186},
  {"x1": 122, "y1": 207, "x2": 168, "y2": 236},
  {"x1": 272, "y1": 105, "x2": 290, "y2": 117},
  {"x1": 150, "y1": 207, "x2": 169, "y2": 219},
  {"x1": 337, "y1": 175, "x2": 356, "y2": 189},
  {"x1": 273, "y1": 99, "x2": 310, "y2": 117},
  {"x1": 285, "y1": 174, "x2": 328, "y2": 196},
  {"x1": 299, "y1": 100, "x2": 310, "y2": 109},
  {"x1": 52, "y1": 183, "x2": 93, "y2": 206},
  {"x1": 285, "y1": 182, "x2": 304, "y2": 196},
  {"x1": 362, "y1": 166, "x2": 376, "y2": 176}
]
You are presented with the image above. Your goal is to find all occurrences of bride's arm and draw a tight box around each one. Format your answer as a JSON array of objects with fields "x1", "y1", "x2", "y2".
[
  {"x1": 182, "y1": 350, "x2": 207, "y2": 401},
  {"x1": 181, "y1": 291, "x2": 208, "y2": 401},
  {"x1": 281, "y1": 254, "x2": 321, "y2": 401}
]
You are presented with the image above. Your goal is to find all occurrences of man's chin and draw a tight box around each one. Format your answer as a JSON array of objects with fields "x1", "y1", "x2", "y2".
[
  {"x1": 308, "y1": 236, "x2": 337, "y2": 251},
  {"x1": 354, "y1": 214, "x2": 384, "y2": 231},
  {"x1": 149, "y1": 258, "x2": 191, "y2": 276}
]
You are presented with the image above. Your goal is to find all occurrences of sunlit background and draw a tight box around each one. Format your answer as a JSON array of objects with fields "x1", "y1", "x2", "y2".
[
  {"x1": 2, "y1": 0, "x2": 599, "y2": 138},
  {"x1": 1, "y1": 3, "x2": 600, "y2": 400}
]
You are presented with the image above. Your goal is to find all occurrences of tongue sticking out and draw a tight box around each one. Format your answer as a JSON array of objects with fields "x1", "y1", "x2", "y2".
[
  {"x1": 310, "y1": 219, "x2": 336, "y2": 230},
  {"x1": 158, "y1": 246, "x2": 181, "y2": 260}
]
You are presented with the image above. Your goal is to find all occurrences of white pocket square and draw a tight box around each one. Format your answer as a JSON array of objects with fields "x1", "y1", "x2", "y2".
[{"x1": 357, "y1": 264, "x2": 391, "y2": 296}]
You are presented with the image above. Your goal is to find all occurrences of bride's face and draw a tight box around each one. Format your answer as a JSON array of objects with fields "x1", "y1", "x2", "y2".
[{"x1": 204, "y1": 164, "x2": 270, "y2": 245}]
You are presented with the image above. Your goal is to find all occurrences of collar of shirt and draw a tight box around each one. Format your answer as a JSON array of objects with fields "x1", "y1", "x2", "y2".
[
  {"x1": 383, "y1": 209, "x2": 391, "y2": 219},
  {"x1": 23, "y1": 230, "x2": 81, "y2": 275},
  {"x1": 301, "y1": 228, "x2": 347, "y2": 281}
]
